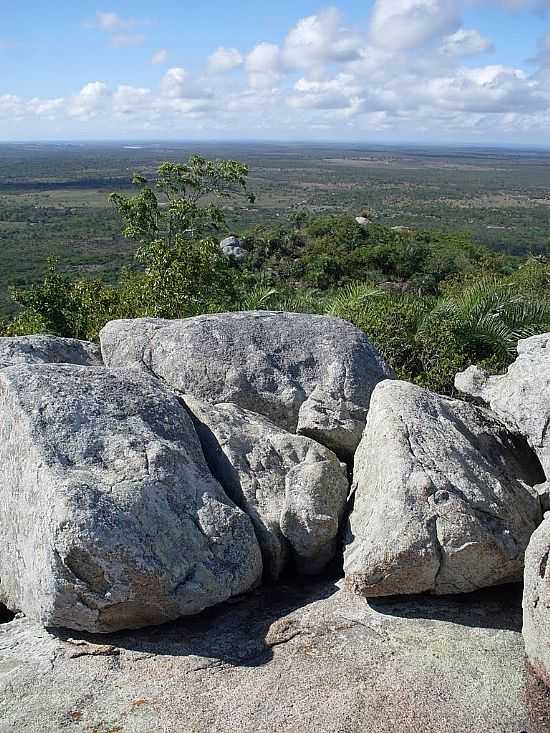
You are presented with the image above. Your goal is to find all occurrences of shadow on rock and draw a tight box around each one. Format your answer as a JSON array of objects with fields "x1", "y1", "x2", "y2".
[
  {"x1": 368, "y1": 583, "x2": 523, "y2": 632},
  {"x1": 51, "y1": 577, "x2": 339, "y2": 668}
]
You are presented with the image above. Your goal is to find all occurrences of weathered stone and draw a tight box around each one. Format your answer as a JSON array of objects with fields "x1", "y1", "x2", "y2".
[
  {"x1": 455, "y1": 334, "x2": 550, "y2": 474},
  {"x1": 99, "y1": 311, "x2": 394, "y2": 459},
  {"x1": 220, "y1": 235, "x2": 248, "y2": 261},
  {"x1": 182, "y1": 397, "x2": 349, "y2": 579},
  {"x1": 0, "y1": 364, "x2": 262, "y2": 633},
  {"x1": 0, "y1": 580, "x2": 545, "y2": 733},
  {"x1": 0, "y1": 335, "x2": 101, "y2": 368},
  {"x1": 345, "y1": 380, "x2": 543, "y2": 597},
  {"x1": 523, "y1": 516, "x2": 550, "y2": 687}
]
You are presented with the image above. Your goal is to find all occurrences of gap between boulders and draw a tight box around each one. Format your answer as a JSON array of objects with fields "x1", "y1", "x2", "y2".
[{"x1": 0, "y1": 603, "x2": 15, "y2": 624}]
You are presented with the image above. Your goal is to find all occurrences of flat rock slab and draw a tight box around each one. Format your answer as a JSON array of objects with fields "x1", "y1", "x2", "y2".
[
  {"x1": 99, "y1": 312, "x2": 394, "y2": 459},
  {"x1": 0, "y1": 580, "x2": 548, "y2": 732}
]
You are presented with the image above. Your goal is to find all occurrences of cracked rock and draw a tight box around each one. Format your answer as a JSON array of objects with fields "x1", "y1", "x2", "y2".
[
  {"x1": 99, "y1": 311, "x2": 394, "y2": 460},
  {"x1": 344, "y1": 380, "x2": 543, "y2": 597},
  {"x1": 182, "y1": 397, "x2": 349, "y2": 579},
  {"x1": 455, "y1": 334, "x2": 550, "y2": 474},
  {"x1": 0, "y1": 364, "x2": 262, "y2": 633}
]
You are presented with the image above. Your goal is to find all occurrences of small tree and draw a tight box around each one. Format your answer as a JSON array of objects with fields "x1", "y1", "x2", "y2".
[
  {"x1": 110, "y1": 155, "x2": 255, "y2": 319},
  {"x1": 111, "y1": 156, "x2": 255, "y2": 243}
]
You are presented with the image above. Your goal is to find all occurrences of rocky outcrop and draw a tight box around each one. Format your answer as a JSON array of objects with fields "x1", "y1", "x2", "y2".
[
  {"x1": 344, "y1": 381, "x2": 543, "y2": 597},
  {"x1": 99, "y1": 311, "x2": 394, "y2": 460},
  {"x1": 0, "y1": 335, "x2": 101, "y2": 368},
  {"x1": 183, "y1": 397, "x2": 349, "y2": 579},
  {"x1": 220, "y1": 235, "x2": 248, "y2": 261},
  {"x1": 523, "y1": 516, "x2": 550, "y2": 686},
  {"x1": 0, "y1": 364, "x2": 262, "y2": 633},
  {"x1": 455, "y1": 334, "x2": 550, "y2": 473}
]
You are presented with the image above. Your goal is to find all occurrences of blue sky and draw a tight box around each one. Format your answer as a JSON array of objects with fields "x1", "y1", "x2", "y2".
[{"x1": 2, "y1": 0, "x2": 550, "y2": 142}]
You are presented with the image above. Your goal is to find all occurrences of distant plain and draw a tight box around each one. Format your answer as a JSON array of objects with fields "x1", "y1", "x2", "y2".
[{"x1": 0, "y1": 141, "x2": 548, "y2": 314}]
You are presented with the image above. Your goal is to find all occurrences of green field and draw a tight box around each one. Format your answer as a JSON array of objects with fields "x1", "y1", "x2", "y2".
[{"x1": 0, "y1": 141, "x2": 549, "y2": 314}]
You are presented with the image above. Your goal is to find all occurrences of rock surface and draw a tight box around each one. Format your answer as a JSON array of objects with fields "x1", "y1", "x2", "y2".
[
  {"x1": 183, "y1": 397, "x2": 349, "y2": 579},
  {"x1": 0, "y1": 579, "x2": 548, "y2": 733},
  {"x1": 220, "y1": 235, "x2": 248, "y2": 261},
  {"x1": 99, "y1": 311, "x2": 394, "y2": 459},
  {"x1": 0, "y1": 335, "x2": 101, "y2": 368},
  {"x1": 523, "y1": 516, "x2": 550, "y2": 686},
  {"x1": 345, "y1": 381, "x2": 543, "y2": 597},
  {"x1": 455, "y1": 334, "x2": 550, "y2": 473},
  {"x1": 0, "y1": 364, "x2": 262, "y2": 633}
]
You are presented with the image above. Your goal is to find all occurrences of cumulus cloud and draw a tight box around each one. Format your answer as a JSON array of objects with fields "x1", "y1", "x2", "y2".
[
  {"x1": 440, "y1": 28, "x2": 493, "y2": 56},
  {"x1": 288, "y1": 74, "x2": 362, "y2": 110},
  {"x1": 5, "y1": 4, "x2": 550, "y2": 138},
  {"x1": 369, "y1": 0, "x2": 460, "y2": 50},
  {"x1": 159, "y1": 67, "x2": 212, "y2": 100},
  {"x1": 112, "y1": 85, "x2": 152, "y2": 117},
  {"x1": 283, "y1": 8, "x2": 363, "y2": 69},
  {"x1": 417, "y1": 65, "x2": 545, "y2": 113},
  {"x1": 208, "y1": 47, "x2": 243, "y2": 73},
  {"x1": 68, "y1": 82, "x2": 110, "y2": 120},
  {"x1": 246, "y1": 42, "x2": 282, "y2": 88}
]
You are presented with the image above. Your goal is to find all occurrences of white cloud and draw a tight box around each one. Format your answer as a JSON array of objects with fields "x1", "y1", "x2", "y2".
[
  {"x1": 208, "y1": 47, "x2": 243, "y2": 73},
  {"x1": 418, "y1": 65, "x2": 545, "y2": 113},
  {"x1": 288, "y1": 74, "x2": 361, "y2": 110},
  {"x1": 95, "y1": 11, "x2": 132, "y2": 32},
  {"x1": 283, "y1": 8, "x2": 363, "y2": 69},
  {"x1": 5, "y1": 5, "x2": 550, "y2": 139},
  {"x1": 90, "y1": 11, "x2": 145, "y2": 47},
  {"x1": 246, "y1": 42, "x2": 282, "y2": 88},
  {"x1": 159, "y1": 67, "x2": 211, "y2": 100},
  {"x1": 151, "y1": 49, "x2": 168, "y2": 65},
  {"x1": 68, "y1": 82, "x2": 110, "y2": 121},
  {"x1": 440, "y1": 28, "x2": 493, "y2": 56},
  {"x1": 27, "y1": 97, "x2": 65, "y2": 118},
  {"x1": 369, "y1": 0, "x2": 460, "y2": 50},
  {"x1": 113, "y1": 85, "x2": 152, "y2": 117}
]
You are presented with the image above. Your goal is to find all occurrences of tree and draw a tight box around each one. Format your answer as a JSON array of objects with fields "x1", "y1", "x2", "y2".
[
  {"x1": 109, "y1": 155, "x2": 256, "y2": 320},
  {"x1": 110, "y1": 156, "x2": 255, "y2": 243}
]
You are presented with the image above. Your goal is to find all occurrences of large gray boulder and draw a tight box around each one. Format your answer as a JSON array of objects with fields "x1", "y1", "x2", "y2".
[
  {"x1": 344, "y1": 381, "x2": 543, "y2": 598},
  {"x1": 0, "y1": 364, "x2": 262, "y2": 633},
  {"x1": 455, "y1": 334, "x2": 550, "y2": 473},
  {"x1": 99, "y1": 312, "x2": 394, "y2": 460},
  {"x1": 0, "y1": 335, "x2": 101, "y2": 368},
  {"x1": 183, "y1": 397, "x2": 349, "y2": 579},
  {"x1": 523, "y1": 516, "x2": 550, "y2": 687}
]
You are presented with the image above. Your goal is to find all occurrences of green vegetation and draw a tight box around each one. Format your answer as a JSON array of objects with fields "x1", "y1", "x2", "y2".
[{"x1": 2, "y1": 151, "x2": 550, "y2": 396}]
